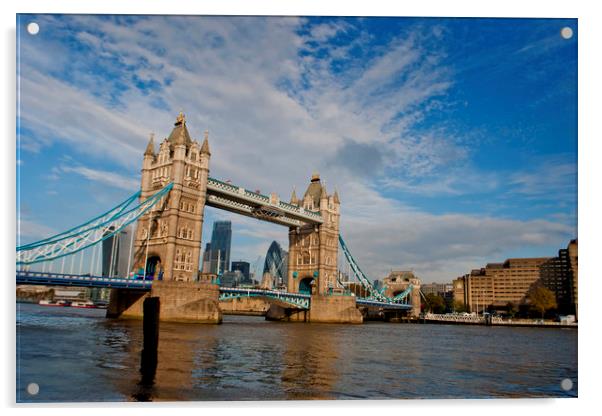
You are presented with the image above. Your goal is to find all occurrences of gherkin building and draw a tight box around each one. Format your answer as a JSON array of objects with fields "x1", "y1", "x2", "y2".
[{"x1": 263, "y1": 241, "x2": 288, "y2": 287}]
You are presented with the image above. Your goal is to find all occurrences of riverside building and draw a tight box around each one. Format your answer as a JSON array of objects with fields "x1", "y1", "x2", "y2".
[{"x1": 453, "y1": 239, "x2": 578, "y2": 316}]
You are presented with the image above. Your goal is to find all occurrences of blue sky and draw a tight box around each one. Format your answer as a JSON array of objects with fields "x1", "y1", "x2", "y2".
[{"x1": 16, "y1": 15, "x2": 577, "y2": 282}]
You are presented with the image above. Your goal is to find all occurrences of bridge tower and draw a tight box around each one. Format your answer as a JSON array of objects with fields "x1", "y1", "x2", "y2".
[
  {"x1": 131, "y1": 112, "x2": 210, "y2": 282},
  {"x1": 287, "y1": 173, "x2": 341, "y2": 295}
]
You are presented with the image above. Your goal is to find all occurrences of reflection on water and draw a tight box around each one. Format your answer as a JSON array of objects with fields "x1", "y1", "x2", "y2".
[{"x1": 16, "y1": 303, "x2": 578, "y2": 402}]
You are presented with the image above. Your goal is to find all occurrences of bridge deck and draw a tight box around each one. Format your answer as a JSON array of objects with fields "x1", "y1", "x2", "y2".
[
  {"x1": 16, "y1": 270, "x2": 153, "y2": 290},
  {"x1": 16, "y1": 271, "x2": 412, "y2": 310}
]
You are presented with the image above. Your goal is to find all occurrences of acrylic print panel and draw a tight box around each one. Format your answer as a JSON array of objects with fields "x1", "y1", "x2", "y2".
[{"x1": 16, "y1": 14, "x2": 578, "y2": 402}]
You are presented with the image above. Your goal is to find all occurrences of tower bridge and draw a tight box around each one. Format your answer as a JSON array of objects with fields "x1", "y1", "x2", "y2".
[{"x1": 16, "y1": 112, "x2": 419, "y2": 323}]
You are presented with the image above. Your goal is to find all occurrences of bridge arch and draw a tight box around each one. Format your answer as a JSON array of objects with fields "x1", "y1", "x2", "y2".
[
  {"x1": 145, "y1": 255, "x2": 162, "y2": 280},
  {"x1": 298, "y1": 276, "x2": 314, "y2": 295}
]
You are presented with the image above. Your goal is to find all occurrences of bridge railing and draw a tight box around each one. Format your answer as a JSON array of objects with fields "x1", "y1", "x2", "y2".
[
  {"x1": 16, "y1": 270, "x2": 153, "y2": 290},
  {"x1": 219, "y1": 287, "x2": 311, "y2": 309}
]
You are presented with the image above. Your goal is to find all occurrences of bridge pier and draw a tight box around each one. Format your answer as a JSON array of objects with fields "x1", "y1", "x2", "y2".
[
  {"x1": 265, "y1": 304, "x2": 309, "y2": 322},
  {"x1": 265, "y1": 294, "x2": 363, "y2": 323},
  {"x1": 308, "y1": 294, "x2": 363, "y2": 324},
  {"x1": 107, "y1": 281, "x2": 222, "y2": 324}
]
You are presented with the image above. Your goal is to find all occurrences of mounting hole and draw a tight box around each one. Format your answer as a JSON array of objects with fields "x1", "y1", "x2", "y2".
[
  {"x1": 560, "y1": 378, "x2": 573, "y2": 391},
  {"x1": 560, "y1": 27, "x2": 573, "y2": 39},
  {"x1": 27, "y1": 382, "x2": 39, "y2": 395},
  {"x1": 27, "y1": 22, "x2": 40, "y2": 35}
]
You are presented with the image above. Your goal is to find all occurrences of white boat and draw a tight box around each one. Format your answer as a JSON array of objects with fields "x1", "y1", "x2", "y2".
[
  {"x1": 70, "y1": 300, "x2": 97, "y2": 308},
  {"x1": 39, "y1": 299, "x2": 69, "y2": 307}
]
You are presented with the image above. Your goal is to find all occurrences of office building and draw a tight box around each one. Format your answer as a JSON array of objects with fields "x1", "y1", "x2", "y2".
[
  {"x1": 231, "y1": 261, "x2": 251, "y2": 283},
  {"x1": 102, "y1": 225, "x2": 134, "y2": 277},
  {"x1": 262, "y1": 241, "x2": 288, "y2": 287},
  {"x1": 209, "y1": 221, "x2": 231, "y2": 275},
  {"x1": 453, "y1": 239, "x2": 578, "y2": 315},
  {"x1": 201, "y1": 243, "x2": 212, "y2": 273}
]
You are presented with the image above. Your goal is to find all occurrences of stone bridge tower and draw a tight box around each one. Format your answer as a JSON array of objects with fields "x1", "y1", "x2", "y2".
[
  {"x1": 131, "y1": 112, "x2": 210, "y2": 282},
  {"x1": 287, "y1": 173, "x2": 340, "y2": 295}
]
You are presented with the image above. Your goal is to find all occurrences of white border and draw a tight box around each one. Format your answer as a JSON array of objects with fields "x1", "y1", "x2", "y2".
[{"x1": 2, "y1": 1, "x2": 600, "y2": 415}]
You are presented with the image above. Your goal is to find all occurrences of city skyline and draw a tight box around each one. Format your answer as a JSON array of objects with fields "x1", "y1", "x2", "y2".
[{"x1": 16, "y1": 15, "x2": 577, "y2": 283}]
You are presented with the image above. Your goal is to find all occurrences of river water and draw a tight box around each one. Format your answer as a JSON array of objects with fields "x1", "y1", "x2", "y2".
[{"x1": 16, "y1": 302, "x2": 577, "y2": 402}]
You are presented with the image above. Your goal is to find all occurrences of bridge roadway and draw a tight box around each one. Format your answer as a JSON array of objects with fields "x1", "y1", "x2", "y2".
[{"x1": 16, "y1": 270, "x2": 411, "y2": 311}]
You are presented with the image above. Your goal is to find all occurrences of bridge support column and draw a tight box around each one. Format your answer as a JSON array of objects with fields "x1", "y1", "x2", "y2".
[
  {"x1": 308, "y1": 295, "x2": 363, "y2": 324},
  {"x1": 107, "y1": 281, "x2": 222, "y2": 324},
  {"x1": 265, "y1": 304, "x2": 309, "y2": 322}
]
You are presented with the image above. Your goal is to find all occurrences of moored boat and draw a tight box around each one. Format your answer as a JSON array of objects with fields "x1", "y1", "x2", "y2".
[
  {"x1": 39, "y1": 299, "x2": 70, "y2": 307},
  {"x1": 70, "y1": 300, "x2": 97, "y2": 308}
]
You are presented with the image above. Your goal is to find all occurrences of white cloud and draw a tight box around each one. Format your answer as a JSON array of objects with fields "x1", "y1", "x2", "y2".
[
  {"x1": 17, "y1": 219, "x2": 56, "y2": 241},
  {"x1": 57, "y1": 165, "x2": 139, "y2": 191},
  {"x1": 339, "y1": 183, "x2": 574, "y2": 282}
]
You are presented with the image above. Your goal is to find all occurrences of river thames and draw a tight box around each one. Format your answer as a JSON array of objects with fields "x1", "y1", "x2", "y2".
[{"x1": 16, "y1": 302, "x2": 577, "y2": 402}]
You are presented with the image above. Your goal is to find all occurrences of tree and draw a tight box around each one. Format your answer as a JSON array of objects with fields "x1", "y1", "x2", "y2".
[
  {"x1": 422, "y1": 293, "x2": 446, "y2": 314},
  {"x1": 453, "y1": 300, "x2": 467, "y2": 313},
  {"x1": 506, "y1": 301, "x2": 518, "y2": 318},
  {"x1": 527, "y1": 284, "x2": 557, "y2": 319}
]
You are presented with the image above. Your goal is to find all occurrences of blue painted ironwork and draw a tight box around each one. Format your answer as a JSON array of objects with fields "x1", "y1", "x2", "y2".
[
  {"x1": 17, "y1": 183, "x2": 173, "y2": 265},
  {"x1": 16, "y1": 268, "x2": 412, "y2": 313},
  {"x1": 338, "y1": 234, "x2": 412, "y2": 304},
  {"x1": 16, "y1": 270, "x2": 152, "y2": 290},
  {"x1": 18, "y1": 191, "x2": 142, "y2": 251},
  {"x1": 355, "y1": 297, "x2": 412, "y2": 310},
  {"x1": 219, "y1": 287, "x2": 310, "y2": 309}
]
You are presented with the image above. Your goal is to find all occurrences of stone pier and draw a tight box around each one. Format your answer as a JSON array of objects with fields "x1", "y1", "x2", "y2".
[
  {"x1": 219, "y1": 297, "x2": 271, "y2": 316},
  {"x1": 107, "y1": 281, "x2": 222, "y2": 324},
  {"x1": 308, "y1": 295, "x2": 363, "y2": 323},
  {"x1": 265, "y1": 294, "x2": 363, "y2": 323}
]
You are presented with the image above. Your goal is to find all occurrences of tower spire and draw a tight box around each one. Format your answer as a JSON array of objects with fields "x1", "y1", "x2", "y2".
[
  {"x1": 290, "y1": 187, "x2": 298, "y2": 204},
  {"x1": 201, "y1": 130, "x2": 211, "y2": 155},
  {"x1": 175, "y1": 111, "x2": 185, "y2": 125},
  {"x1": 144, "y1": 133, "x2": 155, "y2": 156}
]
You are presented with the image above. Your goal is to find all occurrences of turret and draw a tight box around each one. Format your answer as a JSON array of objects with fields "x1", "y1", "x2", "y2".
[
  {"x1": 141, "y1": 133, "x2": 155, "y2": 192},
  {"x1": 320, "y1": 182, "x2": 328, "y2": 209},
  {"x1": 144, "y1": 134, "x2": 155, "y2": 157},
  {"x1": 200, "y1": 130, "x2": 211, "y2": 156},
  {"x1": 290, "y1": 188, "x2": 298, "y2": 205}
]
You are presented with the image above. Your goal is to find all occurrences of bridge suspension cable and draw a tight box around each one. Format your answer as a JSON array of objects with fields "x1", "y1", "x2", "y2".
[
  {"x1": 17, "y1": 183, "x2": 173, "y2": 266},
  {"x1": 338, "y1": 234, "x2": 412, "y2": 303}
]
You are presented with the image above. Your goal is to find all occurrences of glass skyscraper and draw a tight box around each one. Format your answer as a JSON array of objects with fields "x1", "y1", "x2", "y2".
[
  {"x1": 102, "y1": 224, "x2": 134, "y2": 278},
  {"x1": 263, "y1": 241, "x2": 288, "y2": 287},
  {"x1": 231, "y1": 261, "x2": 251, "y2": 283},
  {"x1": 209, "y1": 221, "x2": 232, "y2": 275}
]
